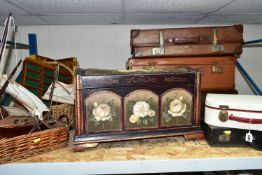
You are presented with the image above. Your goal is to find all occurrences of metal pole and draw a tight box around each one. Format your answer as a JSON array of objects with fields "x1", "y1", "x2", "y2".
[
  {"x1": 236, "y1": 61, "x2": 262, "y2": 95},
  {"x1": 0, "y1": 13, "x2": 12, "y2": 63}
]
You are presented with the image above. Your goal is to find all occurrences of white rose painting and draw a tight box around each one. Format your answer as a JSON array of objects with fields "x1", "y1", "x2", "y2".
[
  {"x1": 125, "y1": 90, "x2": 158, "y2": 128},
  {"x1": 85, "y1": 91, "x2": 121, "y2": 132},
  {"x1": 88, "y1": 100, "x2": 117, "y2": 129},
  {"x1": 161, "y1": 89, "x2": 192, "y2": 126},
  {"x1": 93, "y1": 102, "x2": 113, "y2": 122},
  {"x1": 168, "y1": 96, "x2": 187, "y2": 117},
  {"x1": 129, "y1": 101, "x2": 156, "y2": 125}
]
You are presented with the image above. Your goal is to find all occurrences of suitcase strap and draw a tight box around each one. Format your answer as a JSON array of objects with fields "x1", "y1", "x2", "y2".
[
  {"x1": 229, "y1": 115, "x2": 262, "y2": 124},
  {"x1": 152, "y1": 32, "x2": 165, "y2": 55}
]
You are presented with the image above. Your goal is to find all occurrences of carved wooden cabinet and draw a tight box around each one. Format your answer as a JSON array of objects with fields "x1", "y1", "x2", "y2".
[{"x1": 74, "y1": 68, "x2": 202, "y2": 151}]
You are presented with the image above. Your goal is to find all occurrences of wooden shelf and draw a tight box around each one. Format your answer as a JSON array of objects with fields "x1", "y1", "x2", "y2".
[{"x1": 0, "y1": 136, "x2": 261, "y2": 174}]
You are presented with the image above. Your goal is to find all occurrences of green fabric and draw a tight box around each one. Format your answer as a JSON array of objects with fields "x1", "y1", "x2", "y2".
[
  {"x1": 43, "y1": 77, "x2": 53, "y2": 84},
  {"x1": 43, "y1": 69, "x2": 53, "y2": 77},
  {"x1": 26, "y1": 64, "x2": 40, "y2": 72},
  {"x1": 58, "y1": 75, "x2": 68, "y2": 82},
  {"x1": 26, "y1": 71, "x2": 40, "y2": 79},
  {"x1": 43, "y1": 85, "x2": 49, "y2": 91},
  {"x1": 25, "y1": 79, "x2": 38, "y2": 87},
  {"x1": 30, "y1": 89, "x2": 39, "y2": 96}
]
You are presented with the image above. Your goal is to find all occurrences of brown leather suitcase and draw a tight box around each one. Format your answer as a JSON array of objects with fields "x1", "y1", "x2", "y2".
[
  {"x1": 131, "y1": 25, "x2": 243, "y2": 57},
  {"x1": 127, "y1": 56, "x2": 236, "y2": 91},
  {"x1": 132, "y1": 43, "x2": 242, "y2": 57}
]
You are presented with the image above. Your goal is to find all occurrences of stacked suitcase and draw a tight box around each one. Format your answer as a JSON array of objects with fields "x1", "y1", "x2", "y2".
[
  {"x1": 126, "y1": 25, "x2": 246, "y2": 146},
  {"x1": 127, "y1": 25, "x2": 243, "y2": 110}
]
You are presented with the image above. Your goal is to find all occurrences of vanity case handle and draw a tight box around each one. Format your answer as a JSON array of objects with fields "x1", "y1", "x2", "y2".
[{"x1": 228, "y1": 115, "x2": 262, "y2": 124}]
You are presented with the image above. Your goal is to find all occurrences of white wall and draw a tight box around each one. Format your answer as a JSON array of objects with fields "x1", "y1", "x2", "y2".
[{"x1": 2, "y1": 24, "x2": 262, "y2": 95}]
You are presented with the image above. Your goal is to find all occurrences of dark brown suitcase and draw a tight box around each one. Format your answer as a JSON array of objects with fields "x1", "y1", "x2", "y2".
[
  {"x1": 203, "y1": 123, "x2": 262, "y2": 150},
  {"x1": 127, "y1": 56, "x2": 236, "y2": 91},
  {"x1": 131, "y1": 25, "x2": 243, "y2": 57},
  {"x1": 74, "y1": 68, "x2": 203, "y2": 151}
]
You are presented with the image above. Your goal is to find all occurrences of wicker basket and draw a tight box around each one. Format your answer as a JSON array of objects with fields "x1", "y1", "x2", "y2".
[
  {"x1": 0, "y1": 126, "x2": 68, "y2": 164},
  {"x1": 51, "y1": 104, "x2": 74, "y2": 127}
]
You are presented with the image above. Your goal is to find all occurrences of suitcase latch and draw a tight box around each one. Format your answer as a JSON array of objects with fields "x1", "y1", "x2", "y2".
[
  {"x1": 212, "y1": 29, "x2": 224, "y2": 52},
  {"x1": 219, "y1": 105, "x2": 229, "y2": 122},
  {"x1": 211, "y1": 63, "x2": 223, "y2": 74},
  {"x1": 152, "y1": 32, "x2": 165, "y2": 55}
]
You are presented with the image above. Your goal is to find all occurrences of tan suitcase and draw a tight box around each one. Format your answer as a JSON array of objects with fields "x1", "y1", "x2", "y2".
[{"x1": 127, "y1": 56, "x2": 236, "y2": 91}]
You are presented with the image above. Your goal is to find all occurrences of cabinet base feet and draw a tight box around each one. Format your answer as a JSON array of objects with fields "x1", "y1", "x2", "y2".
[
  {"x1": 73, "y1": 143, "x2": 99, "y2": 152},
  {"x1": 184, "y1": 131, "x2": 205, "y2": 140}
]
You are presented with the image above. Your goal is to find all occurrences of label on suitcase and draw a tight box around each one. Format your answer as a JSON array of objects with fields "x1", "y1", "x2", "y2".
[
  {"x1": 127, "y1": 56, "x2": 236, "y2": 91},
  {"x1": 130, "y1": 25, "x2": 243, "y2": 57},
  {"x1": 205, "y1": 94, "x2": 262, "y2": 131}
]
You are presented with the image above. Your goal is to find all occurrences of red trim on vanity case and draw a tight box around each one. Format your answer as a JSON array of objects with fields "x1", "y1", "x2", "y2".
[
  {"x1": 229, "y1": 115, "x2": 262, "y2": 124},
  {"x1": 205, "y1": 105, "x2": 262, "y2": 113}
]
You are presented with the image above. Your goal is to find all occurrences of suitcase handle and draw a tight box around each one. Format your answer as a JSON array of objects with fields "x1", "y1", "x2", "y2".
[
  {"x1": 167, "y1": 36, "x2": 200, "y2": 44},
  {"x1": 229, "y1": 115, "x2": 262, "y2": 124}
]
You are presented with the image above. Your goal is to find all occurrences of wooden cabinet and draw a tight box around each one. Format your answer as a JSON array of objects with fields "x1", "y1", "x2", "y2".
[{"x1": 74, "y1": 68, "x2": 203, "y2": 151}]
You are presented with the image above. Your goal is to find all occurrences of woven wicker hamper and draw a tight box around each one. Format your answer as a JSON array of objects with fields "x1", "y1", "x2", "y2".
[
  {"x1": 0, "y1": 125, "x2": 68, "y2": 164},
  {"x1": 51, "y1": 104, "x2": 74, "y2": 127}
]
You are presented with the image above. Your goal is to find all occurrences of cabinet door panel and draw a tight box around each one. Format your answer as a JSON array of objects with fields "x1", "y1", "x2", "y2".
[
  {"x1": 124, "y1": 89, "x2": 159, "y2": 130},
  {"x1": 85, "y1": 91, "x2": 122, "y2": 133},
  {"x1": 161, "y1": 88, "x2": 193, "y2": 127}
]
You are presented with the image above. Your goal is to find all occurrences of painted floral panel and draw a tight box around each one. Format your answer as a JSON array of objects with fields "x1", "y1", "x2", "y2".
[
  {"x1": 124, "y1": 90, "x2": 158, "y2": 129},
  {"x1": 161, "y1": 88, "x2": 192, "y2": 127},
  {"x1": 85, "y1": 91, "x2": 121, "y2": 133}
]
